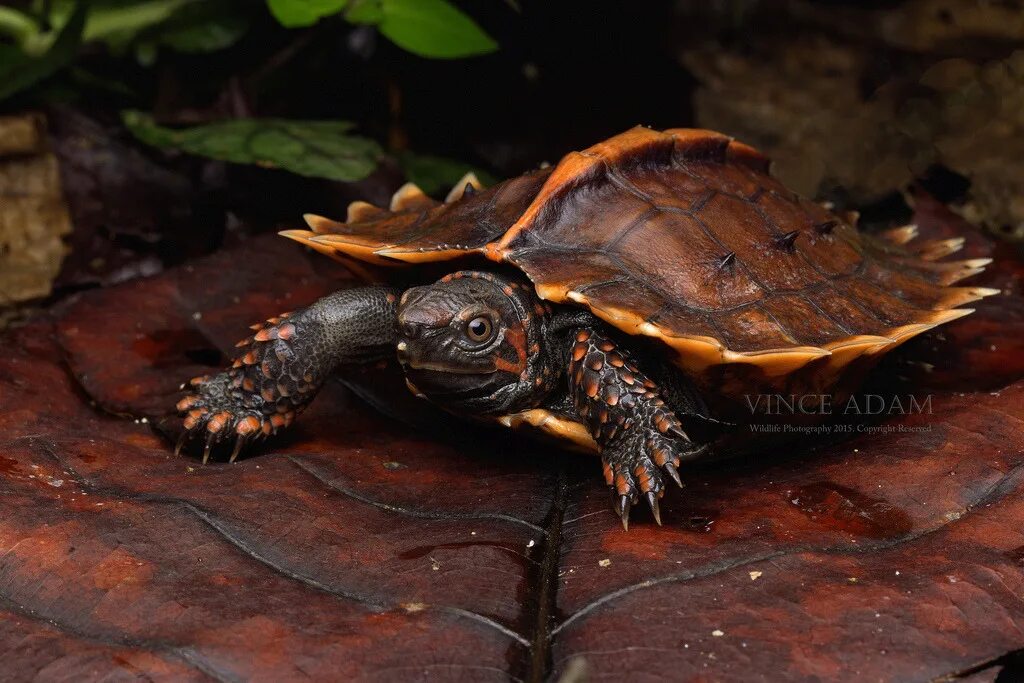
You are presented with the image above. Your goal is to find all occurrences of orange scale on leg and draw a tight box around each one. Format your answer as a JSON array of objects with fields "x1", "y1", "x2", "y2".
[
  {"x1": 176, "y1": 396, "x2": 199, "y2": 412},
  {"x1": 614, "y1": 473, "x2": 630, "y2": 496},
  {"x1": 236, "y1": 416, "x2": 261, "y2": 435},
  {"x1": 207, "y1": 412, "x2": 232, "y2": 433},
  {"x1": 634, "y1": 466, "x2": 652, "y2": 492}
]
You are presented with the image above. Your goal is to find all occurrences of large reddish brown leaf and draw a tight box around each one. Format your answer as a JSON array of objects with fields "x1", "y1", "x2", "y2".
[{"x1": 1, "y1": 195, "x2": 1023, "y2": 681}]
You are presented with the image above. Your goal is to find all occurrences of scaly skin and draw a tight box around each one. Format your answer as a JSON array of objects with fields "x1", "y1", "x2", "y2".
[
  {"x1": 176, "y1": 286, "x2": 399, "y2": 462},
  {"x1": 567, "y1": 327, "x2": 705, "y2": 529}
]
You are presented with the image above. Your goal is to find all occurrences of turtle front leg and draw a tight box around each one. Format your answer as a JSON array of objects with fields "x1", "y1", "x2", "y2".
[
  {"x1": 176, "y1": 286, "x2": 400, "y2": 463},
  {"x1": 567, "y1": 327, "x2": 705, "y2": 529}
]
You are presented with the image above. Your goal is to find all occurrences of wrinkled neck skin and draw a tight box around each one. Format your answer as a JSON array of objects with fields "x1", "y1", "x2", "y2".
[{"x1": 395, "y1": 271, "x2": 590, "y2": 417}]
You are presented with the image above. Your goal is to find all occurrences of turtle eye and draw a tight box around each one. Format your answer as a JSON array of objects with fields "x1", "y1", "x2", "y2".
[{"x1": 465, "y1": 316, "x2": 494, "y2": 343}]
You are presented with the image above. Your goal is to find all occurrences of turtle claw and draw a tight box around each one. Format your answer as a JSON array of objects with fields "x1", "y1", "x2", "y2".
[
  {"x1": 174, "y1": 372, "x2": 270, "y2": 464},
  {"x1": 229, "y1": 435, "x2": 244, "y2": 464},
  {"x1": 602, "y1": 426, "x2": 700, "y2": 529},
  {"x1": 664, "y1": 462, "x2": 683, "y2": 488},
  {"x1": 667, "y1": 424, "x2": 690, "y2": 442},
  {"x1": 645, "y1": 491, "x2": 662, "y2": 525},
  {"x1": 615, "y1": 495, "x2": 632, "y2": 531}
]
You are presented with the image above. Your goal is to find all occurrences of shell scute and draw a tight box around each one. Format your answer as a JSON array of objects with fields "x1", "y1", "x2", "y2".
[
  {"x1": 758, "y1": 293, "x2": 851, "y2": 347},
  {"x1": 614, "y1": 210, "x2": 763, "y2": 310},
  {"x1": 714, "y1": 306, "x2": 799, "y2": 351}
]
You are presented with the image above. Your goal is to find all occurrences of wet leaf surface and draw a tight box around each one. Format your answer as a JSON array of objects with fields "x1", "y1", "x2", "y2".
[{"x1": 2, "y1": 198, "x2": 1024, "y2": 681}]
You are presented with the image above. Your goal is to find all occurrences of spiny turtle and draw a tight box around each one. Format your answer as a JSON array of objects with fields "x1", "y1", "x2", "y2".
[{"x1": 174, "y1": 126, "x2": 996, "y2": 528}]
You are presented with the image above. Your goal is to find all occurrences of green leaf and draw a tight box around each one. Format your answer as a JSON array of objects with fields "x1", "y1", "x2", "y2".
[
  {"x1": 157, "y1": 2, "x2": 250, "y2": 53},
  {"x1": 0, "y1": 1, "x2": 85, "y2": 101},
  {"x1": 160, "y1": 16, "x2": 247, "y2": 52},
  {"x1": 84, "y1": 0, "x2": 196, "y2": 49},
  {"x1": 51, "y1": 0, "x2": 198, "y2": 49},
  {"x1": 396, "y1": 151, "x2": 495, "y2": 196},
  {"x1": 24, "y1": 0, "x2": 200, "y2": 54},
  {"x1": 122, "y1": 112, "x2": 384, "y2": 182},
  {"x1": 375, "y1": 0, "x2": 497, "y2": 59},
  {"x1": 266, "y1": 0, "x2": 348, "y2": 28},
  {"x1": 344, "y1": 0, "x2": 384, "y2": 24},
  {"x1": 0, "y1": 6, "x2": 41, "y2": 47}
]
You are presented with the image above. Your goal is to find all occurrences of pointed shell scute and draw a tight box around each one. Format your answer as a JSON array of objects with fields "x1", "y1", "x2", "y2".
[
  {"x1": 445, "y1": 172, "x2": 484, "y2": 203},
  {"x1": 389, "y1": 182, "x2": 439, "y2": 212},
  {"x1": 346, "y1": 201, "x2": 386, "y2": 223}
]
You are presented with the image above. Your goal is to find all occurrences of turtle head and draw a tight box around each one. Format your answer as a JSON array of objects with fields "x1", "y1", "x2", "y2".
[{"x1": 395, "y1": 271, "x2": 556, "y2": 415}]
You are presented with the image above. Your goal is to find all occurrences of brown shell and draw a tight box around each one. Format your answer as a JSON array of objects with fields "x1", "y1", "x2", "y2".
[{"x1": 282, "y1": 127, "x2": 996, "y2": 391}]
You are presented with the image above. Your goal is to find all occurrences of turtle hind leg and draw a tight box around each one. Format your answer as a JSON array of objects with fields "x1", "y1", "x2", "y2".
[
  {"x1": 175, "y1": 286, "x2": 400, "y2": 463},
  {"x1": 567, "y1": 327, "x2": 707, "y2": 529}
]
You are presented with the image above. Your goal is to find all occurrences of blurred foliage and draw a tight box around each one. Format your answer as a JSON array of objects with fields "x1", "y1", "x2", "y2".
[
  {"x1": 122, "y1": 111, "x2": 490, "y2": 188},
  {"x1": 122, "y1": 111, "x2": 384, "y2": 181},
  {"x1": 267, "y1": 0, "x2": 496, "y2": 58},
  {"x1": 342, "y1": 0, "x2": 498, "y2": 58},
  {"x1": 0, "y1": 0, "x2": 496, "y2": 77},
  {"x1": 0, "y1": 2, "x2": 85, "y2": 100},
  {"x1": 0, "y1": 0, "x2": 499, "y2": 193}
]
